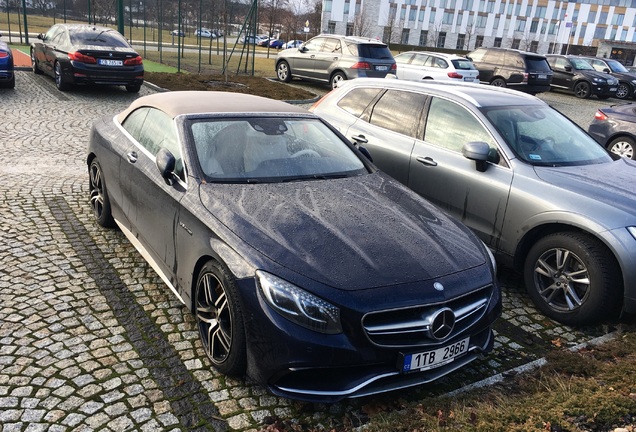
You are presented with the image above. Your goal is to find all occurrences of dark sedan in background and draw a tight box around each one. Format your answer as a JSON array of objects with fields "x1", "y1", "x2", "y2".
[
  {"x1": 588, "y1": 103, "x2": 636, "y2": 160},
  {"x1": 0, "y1": 39, "x2": 15, "y2": 89},
  {"x1": 87, "y1": 91, "x2": 501, "y2": 402},
  {"x1": 582, "y1": 56, "x2": 636, "y2": 100},
  {"x1": 311, "y1": 78, "x2": 636, "y2": 326},
  {"x1": 31, "y1": 24, "x2": 144, "y2": 92}
]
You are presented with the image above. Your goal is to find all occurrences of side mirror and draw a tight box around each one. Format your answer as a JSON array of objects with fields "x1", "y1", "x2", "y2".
[
  {"x1": 156, "y1": 148, "x2": 176, "y2": 185},
  {"x1": 462, "y1": 141, "x2": 491, "y2": 172},
  {"x1": 603, "y1": 67, "x2": 611, "y2": 73},
  {"x1": 564, "y1": 65, "x2": 572, "y2": 72},
  {"x1": 38, "y1": 33, "x2": 45, "y2": 40},
  {"x1": 299, "y1": 46, "x2": 308, "y2": 53}
]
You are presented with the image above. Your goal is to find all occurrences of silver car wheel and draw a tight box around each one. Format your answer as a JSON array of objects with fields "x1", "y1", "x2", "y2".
[
  {"x1": 89, "y1": 160, "x2": 114, "y2": 227},
  {"x1": 608, "y1": 137, "x2": 635, "y2": 160},
  {"x1": 532, "y1": 247, "x2": 590, "y2": 313},
  {"x1": 330, "y1": 72, "x2": 346, "y2": 89},
  {"x1": 276, "y1": 61, "x2": 291, "y2": 83},
  {"x1": 616, "y1": 83, "x2": 630, "y2": 99}
]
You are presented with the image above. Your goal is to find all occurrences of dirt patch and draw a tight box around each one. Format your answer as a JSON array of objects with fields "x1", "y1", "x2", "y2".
[{"x1": 145, "y1": 72, "x2": 317, "y2": 101}]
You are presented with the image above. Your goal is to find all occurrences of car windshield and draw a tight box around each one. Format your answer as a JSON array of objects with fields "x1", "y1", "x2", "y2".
[
  {"x1": 606, "y1": 59, "x2": 628, "y2": 73},
  {"x1": 71, "y1": 30, "x2": 130, "y2": 47},
  {"x1": 484, "y1": 105, "x2": 613, "y2": 166},
  {"x1": 452, "y1": 59, "x2": 476, "y2": 70},
  {"x1": 190, "y1": 117, "x2": 368, "y2": 182}
]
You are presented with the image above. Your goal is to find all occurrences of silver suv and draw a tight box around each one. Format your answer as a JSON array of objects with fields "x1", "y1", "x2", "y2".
[
  {"x1": 311, "y1": 78, "x2": 636, "y2": 326},
  {"x1": 275, "y1": 34, "x2": 396, "y2": 89}
]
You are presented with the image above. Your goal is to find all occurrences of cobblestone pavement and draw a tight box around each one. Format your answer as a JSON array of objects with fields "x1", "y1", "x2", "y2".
[{"x1": 0, "y1": 71, "x2": 630, "y2": 431}]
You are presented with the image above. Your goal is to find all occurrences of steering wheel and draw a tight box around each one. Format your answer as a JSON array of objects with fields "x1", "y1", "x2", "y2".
[
  {"x1": 520, "y1": 135, "x2": 541, "y2": 152},
  {"x1": 291, "y1": 149, "x2": 320, "y2": 158}
]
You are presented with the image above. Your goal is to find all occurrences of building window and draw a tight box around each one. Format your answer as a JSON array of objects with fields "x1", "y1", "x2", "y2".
[
  {"x1": 409, "y1": 8, "x2": 416, "y2": 22},
  {"x1": 515, "y1": 19, "x2": 526, "y2": 32},
  {"x1": 476, "y1": 15, "x2": 487, "y2": 28},
  {"x1": 419, "y1": 30, "x2": 428, "y2": 46},
  {"x1": 462, "y1": 0, "x2": 473, "y2": 9},
  {"x1": 383, "y1": 26, "x2": 392, "y2": 42},
  {"x1": 328, "y1": 21, "x2": 336, "y2": 33},
  {"x1": 486, "y1": 0, "x2": 494, "y2": 13},
  {"x1": 443, "y1": 12, "x2": 454, "y2": 25},
  {"x1": 324, "y1": 0, "x2": 332, "y2": 12},
  {"x1": 437, "y1": 31, "x2": 446, "y2": 48},
  {"x1": 612, "y1": 14, "x2": 624, "y2": 26},
  {"x1": 456, "y1": 33, "x2": 465, "y2": 49},
  {"x1": 346, "y1": 22, "x2": 354, "y2": 36},
  {"x1": 429, "y1": 10, "x2": 436, "y2": 24},
  {"x1": 475, "y1": 35, "x2": 484, "y2": 47},
  {"x1": 494, "y1": 37, "x2": 502, "y2": 47},
  {"x1": 594, "y1": 26, "x2": 606, "y2": 40},
  {"x1": 529, "y1": 20, "x2": 539, "y2": 33},
  {"x1": 344, "y1": 0, "x2": 350, "y2": 14},
  {"x1": 599, "y1": 11, "x2": 608, "y2": 24},
  {"x1": 530, "y1": 41, "x2": 538, "y2": 52},
  {"x1": 535, "y1": 6, "x2": 546, "y2": 18},
  {"x1": 548, "y1": 42, "x2": 556, "y2": 54},
  {"x1": 511, "y1": 38, "x2": 520, "y2": 49},
  {"x1": 401, "y1": 28, "x2": 410, "y2": 44},
  {"x1": 589, "y1": 10, "x2": 597, "y2": 23},
  {"x1": 419, "y1": 9, "x2": 425, "y2": 22}
]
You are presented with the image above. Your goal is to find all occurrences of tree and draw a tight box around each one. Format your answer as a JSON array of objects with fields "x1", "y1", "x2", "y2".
[{"x1": 351, "y1": 5, "x2": 373, "y2": 38}]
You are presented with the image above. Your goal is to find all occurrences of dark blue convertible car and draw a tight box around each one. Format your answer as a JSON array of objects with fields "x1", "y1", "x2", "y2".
[{"x1": 0, "y1": 39, "x2": 15, "y2": 89}]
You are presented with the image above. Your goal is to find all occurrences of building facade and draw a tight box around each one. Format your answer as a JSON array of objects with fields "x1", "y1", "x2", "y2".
[{"x1": 321, "y1": 0, "x2": 636, "y2": 63}]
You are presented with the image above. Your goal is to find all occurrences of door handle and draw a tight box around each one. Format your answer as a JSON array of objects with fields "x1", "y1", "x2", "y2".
[
  {"x1": 350, "y1": 134, "x2": 368, "y2": 144},
  {"x1": 416, "y1": 156, "x2": 437, "y2": 167},
  {"x1": 127, "y1": 151, "x2": 138, "y2": 163}
]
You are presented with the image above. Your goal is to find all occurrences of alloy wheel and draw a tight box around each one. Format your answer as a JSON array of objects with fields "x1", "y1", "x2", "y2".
[
  {"x1": 89, "y1": 162, "x2": 106, "y2": 221},
  {"x1": 196, "y1": 271, "x2": 233, "y2": 365}
]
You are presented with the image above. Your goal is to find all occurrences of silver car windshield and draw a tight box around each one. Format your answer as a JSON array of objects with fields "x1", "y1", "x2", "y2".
[
  {"x1": 190, "y1": 118, "x2": 368, "y2": 182},
  {"x1": 484, "y1": 105, "x2": 613, "y2": 166}
]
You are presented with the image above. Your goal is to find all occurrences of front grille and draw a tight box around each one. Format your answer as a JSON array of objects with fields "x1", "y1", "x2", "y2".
[{"x1": 362, "y1": 285, "x2": 493, "y2": 348}]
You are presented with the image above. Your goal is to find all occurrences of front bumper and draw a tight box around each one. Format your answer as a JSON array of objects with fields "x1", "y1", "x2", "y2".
[{"x1": 237, "y1": 265, "x2": 501, "y2": 402}]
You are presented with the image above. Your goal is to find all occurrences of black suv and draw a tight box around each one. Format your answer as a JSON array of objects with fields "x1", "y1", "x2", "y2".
[
  {"x1": 275, "y1": 34, "x2": 396, "y2": 89},
  {"x1": 581, "y1": 56, "x2": 636, "y2": 99},
  {"x1": 466, "y1": 47, "x2": 552, "y2": 94},
  {"x1": 546, "y1": 54, "x2": 620, "y2": 99}
]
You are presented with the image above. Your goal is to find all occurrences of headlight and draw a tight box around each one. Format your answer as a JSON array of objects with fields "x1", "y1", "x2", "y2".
[
  {"x1": 592, "y1": 77, "x2": 606, "y2": 83},
  {"x1": 631, "y1": 80, "x2": 636, "y2": 85},
  {"x1": 627, "y1": 227, "x2": 636, "y2": 240},
  {"x1": 257, "y1": 270, "x2": 342, "y2": 334}
]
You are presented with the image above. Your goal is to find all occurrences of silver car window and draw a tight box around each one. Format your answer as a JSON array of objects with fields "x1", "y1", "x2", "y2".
[{"x1": 369, "y1": 90, "x2": 427, "y2": 138}]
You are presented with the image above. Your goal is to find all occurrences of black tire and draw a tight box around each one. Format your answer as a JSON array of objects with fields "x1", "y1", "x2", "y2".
[
  {"x1": 31, "y1": 49, "x2": 43, "y2": 75},
  {"x1": 276, "y1": 60, "x2": 292, "y2": 83},
  {"x1": 573, "y1": 81, "x2": 591, "y2": 99},
  {"x1": 88, "y1": 159, "x2": 115, "y2": 228},
  {"x1": 54, "y1": 61, "x2": 70, "y2": 91},
  {"x1": 330, "y1": 71, "x2": 346, "y2": 89},
  {"x1": 0, "y1": 74, "x2": 15, "y2": 89},
  {"x1": 607, "y1": 136, "x2": 636, "y2": 160},
  {"x1": 194, "y1": 260, "x2": 247, "y2": 376},
  {"x1": 616, "y1": 82, "x2": 631, "y2": 100},
  {"x1": 126, "y1": 83, "x2": 141, "y2": 93},
  {"x1": 490, "y1": 78, "x2": 506, "y2": 87},
  {"x1": 524, "y1": 232, "x2": 622, "y2": 325}
]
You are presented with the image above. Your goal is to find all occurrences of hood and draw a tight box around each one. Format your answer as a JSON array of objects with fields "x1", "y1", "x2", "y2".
[
  {"x1": 534, "y1": 158, "x2": 636, "y2": 218},
  {"x1": 578, "y1": 69, "x2": 616, "y2": 81},
  {"x1": 199, "y1": 173, "x2": 486, "y2": 291}
]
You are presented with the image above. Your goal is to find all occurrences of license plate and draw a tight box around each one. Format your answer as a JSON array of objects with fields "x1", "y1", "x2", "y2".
[
  {"x1": 375, "y1": 65, "x2": 388, "y2": 71},
  {"x1": 609, "y1": 87, "x2": 617, "y2": 91},
  {"x1": 538, "y1": 74, "x2": 547, "y2": 79},
  {"x1": 98, "y1": 59, "x2": 123, "y2": 66},
  {"x1": 402, "y1": 337, "x2": 469, "y2": 373},
  {"x1": 463, "y1": 77, "x2": 475, "y2": 81}
]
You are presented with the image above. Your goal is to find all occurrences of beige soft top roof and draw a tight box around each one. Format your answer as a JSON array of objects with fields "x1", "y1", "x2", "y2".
[{"x1": 116, "y1": 91, "x2": 308, "y2": 122}]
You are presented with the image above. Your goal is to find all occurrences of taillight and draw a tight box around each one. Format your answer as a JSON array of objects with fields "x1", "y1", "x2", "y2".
[
  {"x1": 391, "y1": 63, "x2": 397, "y2": 70},
  {"x1": 447, "y1": 72, "x2": 463, "y2": 79},
  {"x1": 68, "y1": 51, "x2": 97, "y2": 64},
  {"x1": 594, "y1": 110, "x2": 608, "y2": 121},
  {"x1": 124, "y1": 56, "x2": 143, "y2": 66},
  {"x1": 0, "y1": 52, "x2": 9, "y2": 59},
  {"x1": 350, "y1": 61, "x2": 371, "y2": 70},
  {"x1": 522, "y1": 72, "x2": 528, "y2": 83}
]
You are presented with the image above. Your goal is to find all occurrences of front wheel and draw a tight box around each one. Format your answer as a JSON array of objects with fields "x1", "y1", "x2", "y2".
[
  {"x1": 616, "y1": 82, "x2": 631, "y2": 99},
  {"x1": 524, "y1": 232, "x2": 621, "y2": 325},
  {"x1": 89, "y1": 159, "x2": 115, "y2": 228},
  {"x1": 194, "y1": 261, "x2": 247, "y2": 376},
  {"x1": 573, "y1": 81, "x2": 591, "y2": 99},
  {"x1": 608, "y1": 136, "x2": 635, "y2": 160},
  {"x1": 276, "y1": 61, "x2": 292, "y2": 83},
  {"x1": 330, "y1": 71, "x2": 346, "y2": 89}
]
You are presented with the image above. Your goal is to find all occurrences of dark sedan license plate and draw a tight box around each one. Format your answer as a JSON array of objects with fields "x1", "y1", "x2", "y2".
[
  {"x1": 402, "y1": 337, "x2": 469, "y2": 373},
  {"x1": 375, "y1": 65, "x2": 388, "y2": 71},
  {"x1": 99, "y1": 59, "x2": 123, "y2": 66},
  {"x1": 609, "y1": 87, "x2": 617, "y2": 92},
  {"x1": 538, "y1": 74, "x2": 547, "y2": 79}
]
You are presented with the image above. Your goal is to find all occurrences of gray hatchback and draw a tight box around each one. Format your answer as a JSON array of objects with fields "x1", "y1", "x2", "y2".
[
  {"x1": 275, "y1": 34, "x2": 396, "y2": 89},
  {"x1": 311, "y1": 78, "x2": 636, "y2": 326}
]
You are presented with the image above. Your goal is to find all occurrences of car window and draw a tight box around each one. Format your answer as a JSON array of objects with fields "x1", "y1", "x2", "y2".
[
  {"x1": 482, "y1": 49, "x2": 504, "y2": 63},
  {"x1": 369, "y1": 90, "x2": 427, "y2": 138},
  {"x1": 44, "y1": 26, "x2": 62, "y2": 41},
  {"x1": 303, "y1": 37, "x2": 324, "y2": 52},
  {"x1": 590, "y1": 59, "x2": 605, "y2": 72},
  {"x1": 554, "y1": 57, "x2": 569, "y2": 69},
  {"x1": 51, "y1": 31, "x2": 66, "y2": 45},
  {"x1": 424, "y1": 97, "x2": 496, "y2": 153},
  {"x1": 336, "y1": 87, "x2": 383, "y2": 119},
  {"x1": 510, "y1": 53, "x2": 525, "y2": 68},
  {"x1": 412, "y1": 54, "x2": 428, "y2": 66},
  {"x1": 394, "y1": 52, "x2": 414, "y2": 64},
  {"x1": 570, "y1": 58, "x2": 595, "y2": 70},
  {"x1": 452, "y1": 59, "x2": 475, "y2": 70},
  {"x1": 606, "y1": 59, "x2": 628, "y2": 73},
  {"x1": 123, "y1": 108, "x2": 184, "y2": 180},
  {"x1": 189, "y1": 118, "x2": 368, "y2": 182},
  {"x1": 322, "y1": 38, "x2": 341, "y2": 53},
  {"x1": 525, "y1": 57, "x2": 551, "y2": 72},
  {"x1": 70, "y1": 29, "x2": 130, "y2": 47},
  {"x1": 484, "y1": 105, "x2": 612, "y2": 166}
]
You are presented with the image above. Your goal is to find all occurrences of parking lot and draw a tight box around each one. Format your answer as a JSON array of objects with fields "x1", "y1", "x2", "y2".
[{"x1": 0, "y1": 70, "x2": 631, "y2": 431}]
